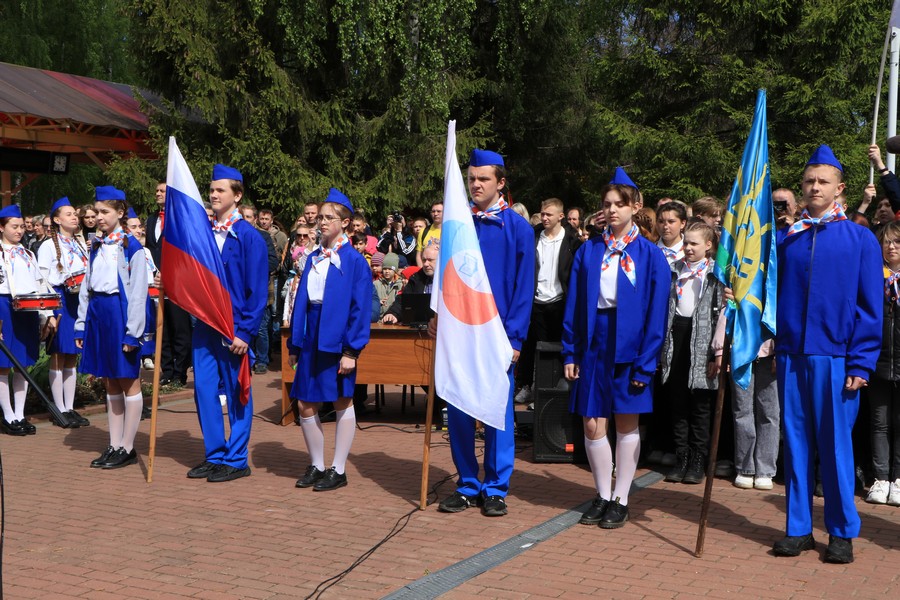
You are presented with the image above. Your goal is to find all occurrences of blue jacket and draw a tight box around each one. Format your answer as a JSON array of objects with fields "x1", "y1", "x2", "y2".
[
  {"x1": 220, "y1": 220, "x2": 270, "y2": 344},
  {"x1": 288, "y1": 244, "x2": 373, "y2": 354},
  {"x1": 562, "y1": 234, "x2": 671, "y2": 384},
  {"x1": 474, "y1": 209, "x2": 535, "y2": 351},
  {"x1": 775, "y1": 220, "x2": 882, "y2": 379}
]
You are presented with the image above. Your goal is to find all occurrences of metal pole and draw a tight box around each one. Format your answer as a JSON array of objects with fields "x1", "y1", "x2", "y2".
[{"x1": 887, "y1": 28, "x2": 900, "y2": 173}]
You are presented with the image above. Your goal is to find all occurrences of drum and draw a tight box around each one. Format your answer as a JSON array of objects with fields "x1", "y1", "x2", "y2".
[
  {"x1": 11, "y1": 293, "x2": 62, "y2": 311},
  {"x1": 64, "y1": 271, "x2": 86, "y2": 294},
  {"x1": 148, "y1": 286, "x2": 160, "y2": 299}
]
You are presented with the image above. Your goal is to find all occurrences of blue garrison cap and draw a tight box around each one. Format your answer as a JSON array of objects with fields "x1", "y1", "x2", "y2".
[
  {"x1": 325, "y1": 187, "x2": 353, "y2": 213},
  {"x1": 0, "y1": 205, "x2": 23, "y2": 219},
  {"x1": 807, "y1": 145, "x2": 843, "y2": 172},
  {"x1": 127, "y1": 207, "x2": 138, "y2": 220},
  {"x1": 469, "y1": 149, "x2": 505, "y2": 168},
  {"x1": 609, "y1": 167, "x2": 639, "y2": 190},
  {"x1": 51, "y1": 196, "x2": 72, "y2": 214},
  {"x1": 212, "y1": 163, "x2": 243, "y2": 182},
  {"x1": 96, "y1": 186, "x2": 126, "y2": 201}
]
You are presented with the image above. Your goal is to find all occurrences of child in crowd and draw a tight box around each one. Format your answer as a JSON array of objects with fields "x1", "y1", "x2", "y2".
[
  {"x1": 563, "y1": 168, "x2": 670, "y2": 529},
  {"x1": 37, "y1": 197, "x2": 90, "y2": 427},
  {"x1": 656, "y1": 201, "x2": 687, "y2": 266},
  {"x1": 691, "y1": 197, "x2": 723, "y2": 231},
  {"x1": 372, "y1": 252, "x2": 402, "y2": 322},
  {"x1": 660, "y1": 220, "x2": 724, "y2": 485},
  {"x1": 75, "y1": 187, "x2": 147, "y2": 468}
]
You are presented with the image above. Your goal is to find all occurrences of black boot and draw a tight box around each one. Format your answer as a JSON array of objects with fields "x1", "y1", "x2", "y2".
[
  {"x1": 682, "y1": 450, "x2": 707, "y2": 484},
  {"x1": 665, "y1": 449, "x2": 690, "y2": 483}
]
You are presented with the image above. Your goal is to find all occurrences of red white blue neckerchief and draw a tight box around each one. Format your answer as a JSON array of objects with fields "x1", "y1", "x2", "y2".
[
  {"x1": 677, "y1": 258, "x2": 710, "y2": 300},
  {"x1": 95, "y1": 227, "x2": 126, "y2": 246},
  {"x1": 786, "y1": 202, "x2": 847, "y2": 236},
  {"x1": 601, "y1": 224, "x2": 640, "y2": 287},
  {"x1": 885, "y1": 266, "x2": 900, "y2": 305},
  {"x1": 470, "y1": 197, "x2": 509, "y2": 225},
  {"x1": 4, "y1": 244, "x2": 39, "y2": 280},
  {"x1": 658, "y1": 238, "x2": 683, "y2": 262},
  {"x1": 212, "y1": 208, "x2": 242, "y2": 234},
  {"x1": 58, "y1": 233, "x2": 88, "y2": 273},
  {"x1": 312, "y1": 234, "x2": 349, "y2": 271}
]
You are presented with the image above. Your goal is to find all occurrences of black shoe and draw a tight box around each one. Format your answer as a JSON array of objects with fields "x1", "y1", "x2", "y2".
[
  {"x1": 159, "y1": 378, "x2": 173, "y2": 386},
  {"x1": 665, "y1": 450, "x2": 690, "y2": 483},
  {"x1": 19, "y1": 419, "x2": 36, "y2": 435},
  {"x1": 682, "y1": 451, "x2": 707, "y2": 485},
  {"x1": 207, "y1": 465, "x2": 251, "y2": 482},
  {"x1": 438, "y1": 491, "x2": 479, "y2": 513},
  {"x1": 140, "y1": 406, "x2": 152, "y2": 421},
  {"x1": 68, "y1": 410, "x2": 90, "y2": 427},
  {"x1": 824, "y1": 535, "x2": 854, "y2": 564},
  {"x1": 100, "y1": 448, "x2": 137, "y2": 469},
  {"x1": 313, "y1": 467, "x2": 347, "y2": 491},
  {"x1": 814, "y1": 481, "x2": 824, "y2": 497},
  {"x1": 773, "y1": 533, "x2": 816, "y2": 557},
  {"x1": 296, "y1": 465, "x2": 326, "y2": 488},
  {"x1": 1, "y1": 419, "x2": 27, "y2": 436},
  {"x1": 187, "y1": 461, "x2": 220, "y2": 479},
  {"x1": 482, "y1": 495, "x2": 508, "y2": 517},
  {"x1": 91, "y1": 445, "x2": 116, "y2": 468},
  {"x1": 54, "y1": 413, "x2": 74, "y2": 428},
  {"x1": 253, "y1": 363, "x2": 268, "y2": 374},
  {"x1": 599, "y1": 498, "x2": 629, "y2": 529},
  {"x1": 579, "y1": 495, "x2": 610, "y2": 525}
]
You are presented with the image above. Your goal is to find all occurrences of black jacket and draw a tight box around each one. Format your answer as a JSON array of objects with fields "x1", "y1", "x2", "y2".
[
  {"x1": 876, "y1": 294, "x2": 900, "y2": 381},
  {"x1": 532, "y1": 223, "x2": 581, "y2": 298},
  {"x1": 385, "y1": 270, "x2": 434, "y2": 321}
]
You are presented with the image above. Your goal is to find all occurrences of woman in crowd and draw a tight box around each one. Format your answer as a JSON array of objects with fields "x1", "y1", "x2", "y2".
[
  {"x1": 656, "y1": 201, "x2": 687, "y2": 266},
  {"x1": 288, "y1": 188, "x2": 372, "y2": 492},
  {"x1": 79, "y1": 204, "x2": 98, "y2": 241},
  {"x1": 563, "y1": 168, "x2": 670, "y2": 529}
]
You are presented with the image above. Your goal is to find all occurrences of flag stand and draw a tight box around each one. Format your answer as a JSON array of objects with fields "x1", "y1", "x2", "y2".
[
  {"x1": 146, "y1": 289, "x2": 166, "y2": 483},
  {"x1": 695, "y1": 340, "x2": 731, "y2": 557},
  {"x1": 419, "y1": 340, "x2": 437, "y2": 510}
]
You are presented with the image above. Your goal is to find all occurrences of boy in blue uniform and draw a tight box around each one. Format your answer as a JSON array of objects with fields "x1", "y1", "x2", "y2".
[
  {"x1": 773, "y1": 146, "x2": 883, "y2": 563},
  {"x1": 436, "y1": 149, "x2": 535, "y2": 517},
  {"x1": 187, "y1": 165, "x2": 269, "y2": 483}
]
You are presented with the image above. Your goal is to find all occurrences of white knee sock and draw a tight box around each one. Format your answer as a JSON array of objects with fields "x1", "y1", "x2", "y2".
[
  {"x1": 300, "y1": 414, "x2": 326, "y2": 471},
  {"x1": 49, "y1": 368, "x2": 65, "y2": 412},
  {"x1": 107, "y1": 393, "x2": 126, "y2": 448},
  {"x1": 121, "y1": 392, "x2": 143, "y2": 453},
  {"x1": 332, "y1": 406, "x2": 356, "y2": 475},
  {"x1": 12, "y1": 372, "x2": 28, "y2": 420},
  {"x1": 63, "y1": 368, "x2": 77, "y2": 411},
  {"x1": 585, "y1": 435, "x2": 613, "y2": 500},
  {"x1": 0, "y1": 377, "x2": 12, "y2": 422},
  {"x1": 613, "y1": 428, "x2": 641, "y2": 506}
]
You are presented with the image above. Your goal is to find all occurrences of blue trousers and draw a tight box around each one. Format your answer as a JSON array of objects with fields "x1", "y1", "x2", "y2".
[
  {"x1": 447, "y1": 368, "x2": 516, "y2": 498},
  {"x1": 193, "y1": 323, "x2": 253, "y2": 469},
  {"x1": 777, "y1": 354, "x2": 860, "y2": 538},
  {"x1": 255, "y1": 304, "x2": 272, "y2": 367}
]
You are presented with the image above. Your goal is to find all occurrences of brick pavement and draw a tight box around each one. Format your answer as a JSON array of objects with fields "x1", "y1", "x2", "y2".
[{"x1": 1, "y1": 369, "x2": 898, "y2": 599}]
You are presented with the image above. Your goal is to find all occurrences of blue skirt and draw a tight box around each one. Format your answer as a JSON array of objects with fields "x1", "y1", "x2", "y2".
[
  {"x1": 0, "y1": 295, "x2": 39, "y2": 368},
  {"x1": 570, "y1": 308, "x2": 654, "y2": 418},
  {"x1": 141, "y1": 296, "x2": 156, "y2": 357},
  {"x1": 80, "y1": 293, "x2": 140, "y2": 379},
  {"x1": 49, "y1": 286, "x2": 81, "y2": 355},
  {"x1": 290, "y1": 303, "x2": 355, "y2": 403}
]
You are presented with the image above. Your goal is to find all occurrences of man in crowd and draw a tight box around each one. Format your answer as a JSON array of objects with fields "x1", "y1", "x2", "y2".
[
  {"x1": 772, "y1": 145, "x2": 882, "y2": 564},
  {"x1": 773, "y1": 188, "x2": 798, "y2": 230},
  {"x1": 382, "y1": 244, "x2": 438, "y2": 324},
  {"x1": 416, "y1": 201, "x2": 443, "y2": 267},
  {"x1": 239, "y1": 205, "x2": 278, "y2": 374},
  {"x1": 22, "y1": 215, "x2": 36, "y2": 249},
  {"x1": 515, "y1": 197, "x2": 580, "y2": 404}
]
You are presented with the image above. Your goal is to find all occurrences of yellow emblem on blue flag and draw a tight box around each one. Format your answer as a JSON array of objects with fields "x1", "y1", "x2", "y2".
[{"x1": 713, "y1": 90, "x2": 777, "y2": 389}]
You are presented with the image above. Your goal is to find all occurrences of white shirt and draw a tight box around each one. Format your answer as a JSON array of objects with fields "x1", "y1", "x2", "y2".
[
  {"x1": 597, "y1": 255, "x2": 619, "y2": 309},
  {"x1": 89, "y1": 243, "x2": 120, "y2": 294},
  {"x1": 0, "y1": 243, "x2": 44, "y2": 295},
  {"x1": 675, "y1": 259, "x2": 709, "y2": 318},
  {"x1": 214, "y1": 229, "x2": 228, "y2": 252},
  {"x1": 307, "y1": 255, "x2": 330, "y2": 304},
  {"x1": 535, "y1": 230, "x2": 564, "y2": 303},
  {"x1": 37, "y1": 234, "x2": 88, "y2": 287},
  {"x1": 658, "y1": 237, "x2": 684, "y2": 266}
]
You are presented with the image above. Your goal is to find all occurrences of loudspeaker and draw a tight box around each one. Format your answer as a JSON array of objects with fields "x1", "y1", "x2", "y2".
[{"x1": 533, "y1": 388, "x2": 586, "y2": 463}]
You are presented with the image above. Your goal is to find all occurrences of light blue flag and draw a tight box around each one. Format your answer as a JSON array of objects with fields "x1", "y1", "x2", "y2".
[{"x1": 713, "y1": 90, "x2": 777, "y2": 390}]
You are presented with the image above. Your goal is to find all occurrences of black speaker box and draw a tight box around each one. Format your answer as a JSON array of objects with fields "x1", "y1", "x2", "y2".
[{"x1": 533, "y1": 388, "x2": 586, "y2": 463}]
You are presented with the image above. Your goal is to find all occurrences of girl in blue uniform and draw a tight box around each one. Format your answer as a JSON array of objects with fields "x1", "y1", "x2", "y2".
[
  {"x1": 563, "y1": 168, "x2": 670, "y2": 528},
  {"x1": 289, "y1": 188, "x2": 372, "y2": 492},
  {"x1": 38, "y1": 197, "x2": 91, "y2": 428},
  {"x1": 0, "y1": 205, "x2": 55, "y2": 435},
  {"x1": 75, "y1": 187, "x2": 148, "y2": 469}
]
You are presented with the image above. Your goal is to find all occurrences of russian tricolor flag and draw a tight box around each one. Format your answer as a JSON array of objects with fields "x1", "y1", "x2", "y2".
[{"x1": 161, "y1": 137, "x2": 252, "y2": 404}]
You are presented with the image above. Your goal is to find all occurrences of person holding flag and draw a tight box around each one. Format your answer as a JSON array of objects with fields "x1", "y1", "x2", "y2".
[
  {"x1": 432, "y1": 145, "x2": 535, "y2": 517},
  {"x1": 182, "y1": 164, "x2": 269, "y2": 483},
  {"x1": 772, "y1": 145, "x2": 882, "y2": 564},
  {"x1": 288, "y1": 188, "x2": 372, "y2": 492},
  {"x1": 562, "y1": 168, "x2": 670, "y2": 529}
]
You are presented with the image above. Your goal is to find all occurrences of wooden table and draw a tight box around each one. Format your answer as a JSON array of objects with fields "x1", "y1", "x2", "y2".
[{"x1": 279, "y1": 324, "x2": 434, "y2": 425}]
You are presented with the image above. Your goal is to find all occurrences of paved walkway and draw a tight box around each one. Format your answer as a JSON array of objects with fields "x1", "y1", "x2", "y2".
[{"x1": 2, "y1": 369, "x2": 898, "y2": 599}]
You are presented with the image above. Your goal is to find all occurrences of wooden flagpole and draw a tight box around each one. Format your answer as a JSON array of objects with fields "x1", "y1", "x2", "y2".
[
  {"x1": 419, "y1": 335, "x2": 437, "y2": 510},
  {"x1": 870, "y1": 26, "x2": 892, "y2": 184},
  {"x1": 146, "y1": 288, "x2": 166, "y2": 483},
  {"x1": 695, "y1": 341, "x2": 731, "y2": 557}
]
